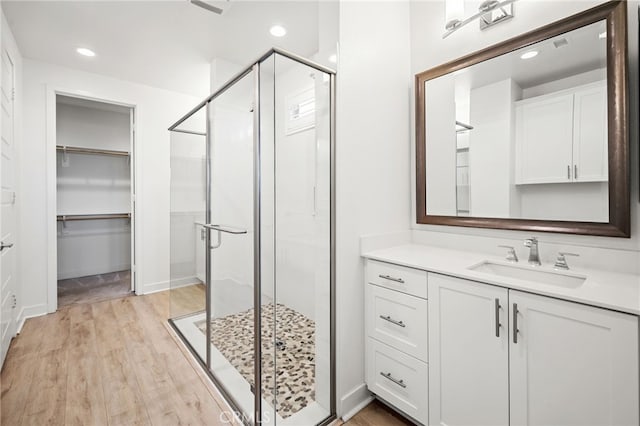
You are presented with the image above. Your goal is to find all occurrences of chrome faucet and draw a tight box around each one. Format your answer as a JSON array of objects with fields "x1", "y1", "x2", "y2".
[{"x1": 524, "y1": 237, "x2": 541, "y2": 266}]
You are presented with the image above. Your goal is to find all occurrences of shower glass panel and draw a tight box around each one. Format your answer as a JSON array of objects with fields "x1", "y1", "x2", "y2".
[
  {"x1": 169, "y1": 106, "x2": 208, "y2": 360},
  {"x1": 208, "y1": 68, "x2": 256, "y2": 418},
  {"x1": 169, "y1": 50, "x2": 335, "y2": 426}
]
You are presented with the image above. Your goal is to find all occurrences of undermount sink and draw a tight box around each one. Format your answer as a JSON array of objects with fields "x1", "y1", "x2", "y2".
[{"x1": 468, "y1": 261, "x2": 586, "y2": 288}]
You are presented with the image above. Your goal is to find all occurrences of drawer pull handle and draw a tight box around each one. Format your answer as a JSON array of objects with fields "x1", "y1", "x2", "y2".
[
  {"x1": 379, "y1": 315, "x2": 406, "y2": 328},
  {"x1": 380, "y1": 372, "x2": 407, "y2": 388},
  {"x1": 378, "y1": 274, "x2": 405, "y2": 284}
]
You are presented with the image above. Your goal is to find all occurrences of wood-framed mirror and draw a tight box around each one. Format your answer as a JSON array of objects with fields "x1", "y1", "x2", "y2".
[{"x1": 416, "y1": 0, "x2": 629, "y2": 237}]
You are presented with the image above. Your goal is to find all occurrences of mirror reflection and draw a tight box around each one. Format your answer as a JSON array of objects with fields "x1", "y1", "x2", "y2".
[{"x1": 425, "y1": 20, "x2": 608, "y2": 222}]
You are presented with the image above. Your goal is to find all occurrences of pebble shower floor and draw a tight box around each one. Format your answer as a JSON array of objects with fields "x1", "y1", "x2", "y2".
[{"x1": 196, "y1": 303, "x2": 316, "y2": 418}]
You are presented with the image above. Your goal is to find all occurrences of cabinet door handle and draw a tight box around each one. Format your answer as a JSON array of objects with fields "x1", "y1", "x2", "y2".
[
  {"x1": 380, "y1": 372, "x2": 407, "y2": 388},
  {"x1": 513, "y1": 303, "x2": 519, "y2": 344},
  {"x1": 567, "y1": 165, "x2": 571, "y2": 179},
  {"x1": 379, "y1": 315, "x2": 406, "y2": 328},
  {"x1": 494, "y1": 298, "x2": 502, "y2": 338},
  {"x1": 378, "y1": 274, "x2": 405, "y2": 284},
  {"x1": 574, "y1": 165, "x2": 578, "y2": 179}
]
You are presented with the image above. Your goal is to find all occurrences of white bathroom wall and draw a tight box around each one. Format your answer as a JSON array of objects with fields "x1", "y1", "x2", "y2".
[
  {"x1": 410, "y1": 0, "x2": 640, "y2": 262},
  {"x1": 469, "y1": 78, "x2": 519, "y2": 218},
  {"x1": 273, "y1": 62, "x2": 321, "y2": 321},
  {"x1": 169, "y1": 131, "x2": 205, "y2": 286},
  {"x1": 336, "y1": 0, "x2": 412, "y2": 417},
  {"x1": 20, "y1": 59, "x2": 201, "y2": 315},
  {"x1": 425, "y1": 73, "x2": 457, "y2": 216}
]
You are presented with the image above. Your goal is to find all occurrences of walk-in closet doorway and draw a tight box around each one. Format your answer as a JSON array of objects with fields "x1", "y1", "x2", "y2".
[{"x1": 45, "y1": 90, "x2": 137, "y2": 312}]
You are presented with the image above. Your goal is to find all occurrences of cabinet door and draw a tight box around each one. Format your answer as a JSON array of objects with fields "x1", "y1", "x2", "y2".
[
  {"x1": 428, "y1": 274, "x2": 509, "y2": 426},
  {"x1": 573, "y1": 83, "x2": 608, "y2": 182},
  {"x1": 509, "y1": 291, "x2": 639, "y2": 426},
  {"x1": 515, "y1": 94, "x2": 574, "y2": 184}
]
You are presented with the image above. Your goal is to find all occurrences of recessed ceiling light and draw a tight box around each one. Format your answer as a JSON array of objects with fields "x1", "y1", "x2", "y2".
[
  {"x1": 328, "y1": 54, "x2": 337, "y2": 64},
  {"x1": 76, "y1": 47, "x2": 96, "y2": 57},
  {"x1": 269, "y1": 25, "x2": 286, "y2": 37},
  {"x1": 599, "y1": 31, "x2": 607, "y2": 39},
  {"x1": 520, "y1": 50, "x2": 538, "y2": 60}
]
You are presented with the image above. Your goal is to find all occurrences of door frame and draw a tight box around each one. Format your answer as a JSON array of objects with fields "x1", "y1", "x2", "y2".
[{"x1": 45, "y1": 87, "x2": 138, "y2": 313}]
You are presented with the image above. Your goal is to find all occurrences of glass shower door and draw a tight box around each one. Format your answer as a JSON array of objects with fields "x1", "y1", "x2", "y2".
[{"x1": 206, "y1": 68, "x2": 257, "y2": 421}]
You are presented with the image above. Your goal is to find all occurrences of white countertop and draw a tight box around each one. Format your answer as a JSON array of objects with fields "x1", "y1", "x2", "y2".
[{"x1": 362, "y1": 244, "x2": 640, "y2": 315}]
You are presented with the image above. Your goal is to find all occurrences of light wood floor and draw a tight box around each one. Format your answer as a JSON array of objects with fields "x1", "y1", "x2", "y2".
[
  {"x1": 1, "y1": 288, "x2": 411, "y2": 426},
  {"x1": 1, "y1": 291, "x2": 230, "y2": 426},
  {"x1": 343, "y1": 400, "x2": 414, "y2": 426}
]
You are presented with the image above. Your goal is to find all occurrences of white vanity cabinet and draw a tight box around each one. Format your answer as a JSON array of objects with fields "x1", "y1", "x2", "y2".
[
  {"x1": 364, "y1": 259, "x2": 428, "y2": 425},
  {"x1": 515, "y1": 81, "x2": 607, "y2": 184},
  {"x1": 509, "y1": 290, "x2": 639, "y2": 426},
  {"x1": 428, "y1": 274, "x2": 510, "y2": 426},
  {"x1": 428, "y1": 273, "x2": 639, "y2": 426}
]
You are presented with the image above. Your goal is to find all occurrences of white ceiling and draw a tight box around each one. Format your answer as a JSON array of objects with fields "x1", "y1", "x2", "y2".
[
  {"x1": 2, "y1": 0, "x2": 325, "y2": 97},
  {"x1": 443, "y1": 19, "x2": 607, "y2": 97}
]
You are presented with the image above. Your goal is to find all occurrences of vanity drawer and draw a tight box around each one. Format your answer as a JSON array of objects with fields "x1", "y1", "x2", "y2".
[
  {"x1": 366, "y1": 283, "x2": 428, "y2": 361},
  {"x1": 367, "y1": 260, "x2": 428, "y2": 299},
  {"x1": 366, "y1": 338, "x2": 428, "y2": 425}
]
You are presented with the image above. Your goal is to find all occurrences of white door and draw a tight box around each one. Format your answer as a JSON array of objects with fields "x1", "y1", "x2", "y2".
[
  {"x1": 428, "y1": 274, "x2": 509, "y2": 426},
  {"x1": 515, "y1": 94, "x2": 574, "y2": 184},
  {"x1": 0, "y1": 48, "x2": 17, "y2": 366},
  {"x1": 572, "y1": 83, "x2": 608, "y2": 182},
  {"x1": 509, "y1": 290, "x2": 639, "y2": 426}
]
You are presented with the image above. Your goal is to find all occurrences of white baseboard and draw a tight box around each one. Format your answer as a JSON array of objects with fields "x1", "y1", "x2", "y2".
[
  {"x1": 140, "y1": 280, "x2": 169, "y2": 295},
  {"x1": 140, "y1": 276, "x2": 200, "y2": 295},
  {"x1": 17, "y1": 304, "x2": 48, "y2": 333},
  {"x1": 339, "y1": 383, "x2": 373, "y2": 421}
]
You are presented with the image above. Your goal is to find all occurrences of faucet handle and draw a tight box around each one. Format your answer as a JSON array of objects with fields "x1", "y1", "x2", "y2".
[
  {"x1": 498, "y1": 245, "x2": 518, "y2": 263},
  {"x1": 554, "y1": 252, "x2": 579, "y2": 270},
  {"x1": 524, "y1": 237, "x2": 538, "y2": 247}
]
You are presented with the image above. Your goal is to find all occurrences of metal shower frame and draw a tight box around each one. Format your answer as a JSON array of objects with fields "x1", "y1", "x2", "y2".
[{"x1": 168, "y1": 48, "x2": 336, "y2": 426}]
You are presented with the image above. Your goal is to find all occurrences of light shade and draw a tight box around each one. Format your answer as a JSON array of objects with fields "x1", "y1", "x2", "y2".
[{"x1": 445, "y1": 0, "x2": 465, "y2": 28}]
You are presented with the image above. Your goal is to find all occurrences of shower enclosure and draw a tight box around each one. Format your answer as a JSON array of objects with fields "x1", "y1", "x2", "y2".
[{"x1": 167, "y1": 49, "x2": 335, "y2": 425}]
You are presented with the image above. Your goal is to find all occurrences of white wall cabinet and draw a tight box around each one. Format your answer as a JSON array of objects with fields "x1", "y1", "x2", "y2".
[
  {"x1": 428, "y1": 273, "x2": 639, "y2": 426},
  {"x1": 516, "y1": 82, "x2": 607, "y2": 184}
]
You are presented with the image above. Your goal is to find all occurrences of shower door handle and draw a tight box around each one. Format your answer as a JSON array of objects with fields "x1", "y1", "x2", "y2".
[
  {"x1": 196, "y1": 223, "x2": 247, "y2": 250},
  {"x1": 200, "y1": 223, "x2": 247, "y2": 234}
]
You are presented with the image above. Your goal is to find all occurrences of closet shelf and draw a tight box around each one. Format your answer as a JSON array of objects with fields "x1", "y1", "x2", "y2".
[
  {"x1": 56, "y1": 145, "x2": 130, "y2": 157},
  {"x1": 57, "y1": 213, "x2": 131, "y2": 222}
]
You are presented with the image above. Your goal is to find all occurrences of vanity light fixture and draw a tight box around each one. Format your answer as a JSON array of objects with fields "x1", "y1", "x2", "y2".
[
  {"x1": 269, "y1": 25, "x2": 287, "y2": 37},
  {"x1": 443, "y1": 0, "x2": 517, "y2": 39},
  {"x1": 76, "y1": 47, "x2": 96, "y2": 57},
  {"x1": 520, "y1": 50, "x2": 538, "y2": 60}
]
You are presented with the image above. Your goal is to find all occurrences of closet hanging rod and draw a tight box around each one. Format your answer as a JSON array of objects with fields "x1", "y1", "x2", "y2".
[
  {"x1": 56, "y1": 145, "x2": 130, "y2": 157},
  {"x1": 56, "y1": 213, "x2": 131, "y2": 222}
]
